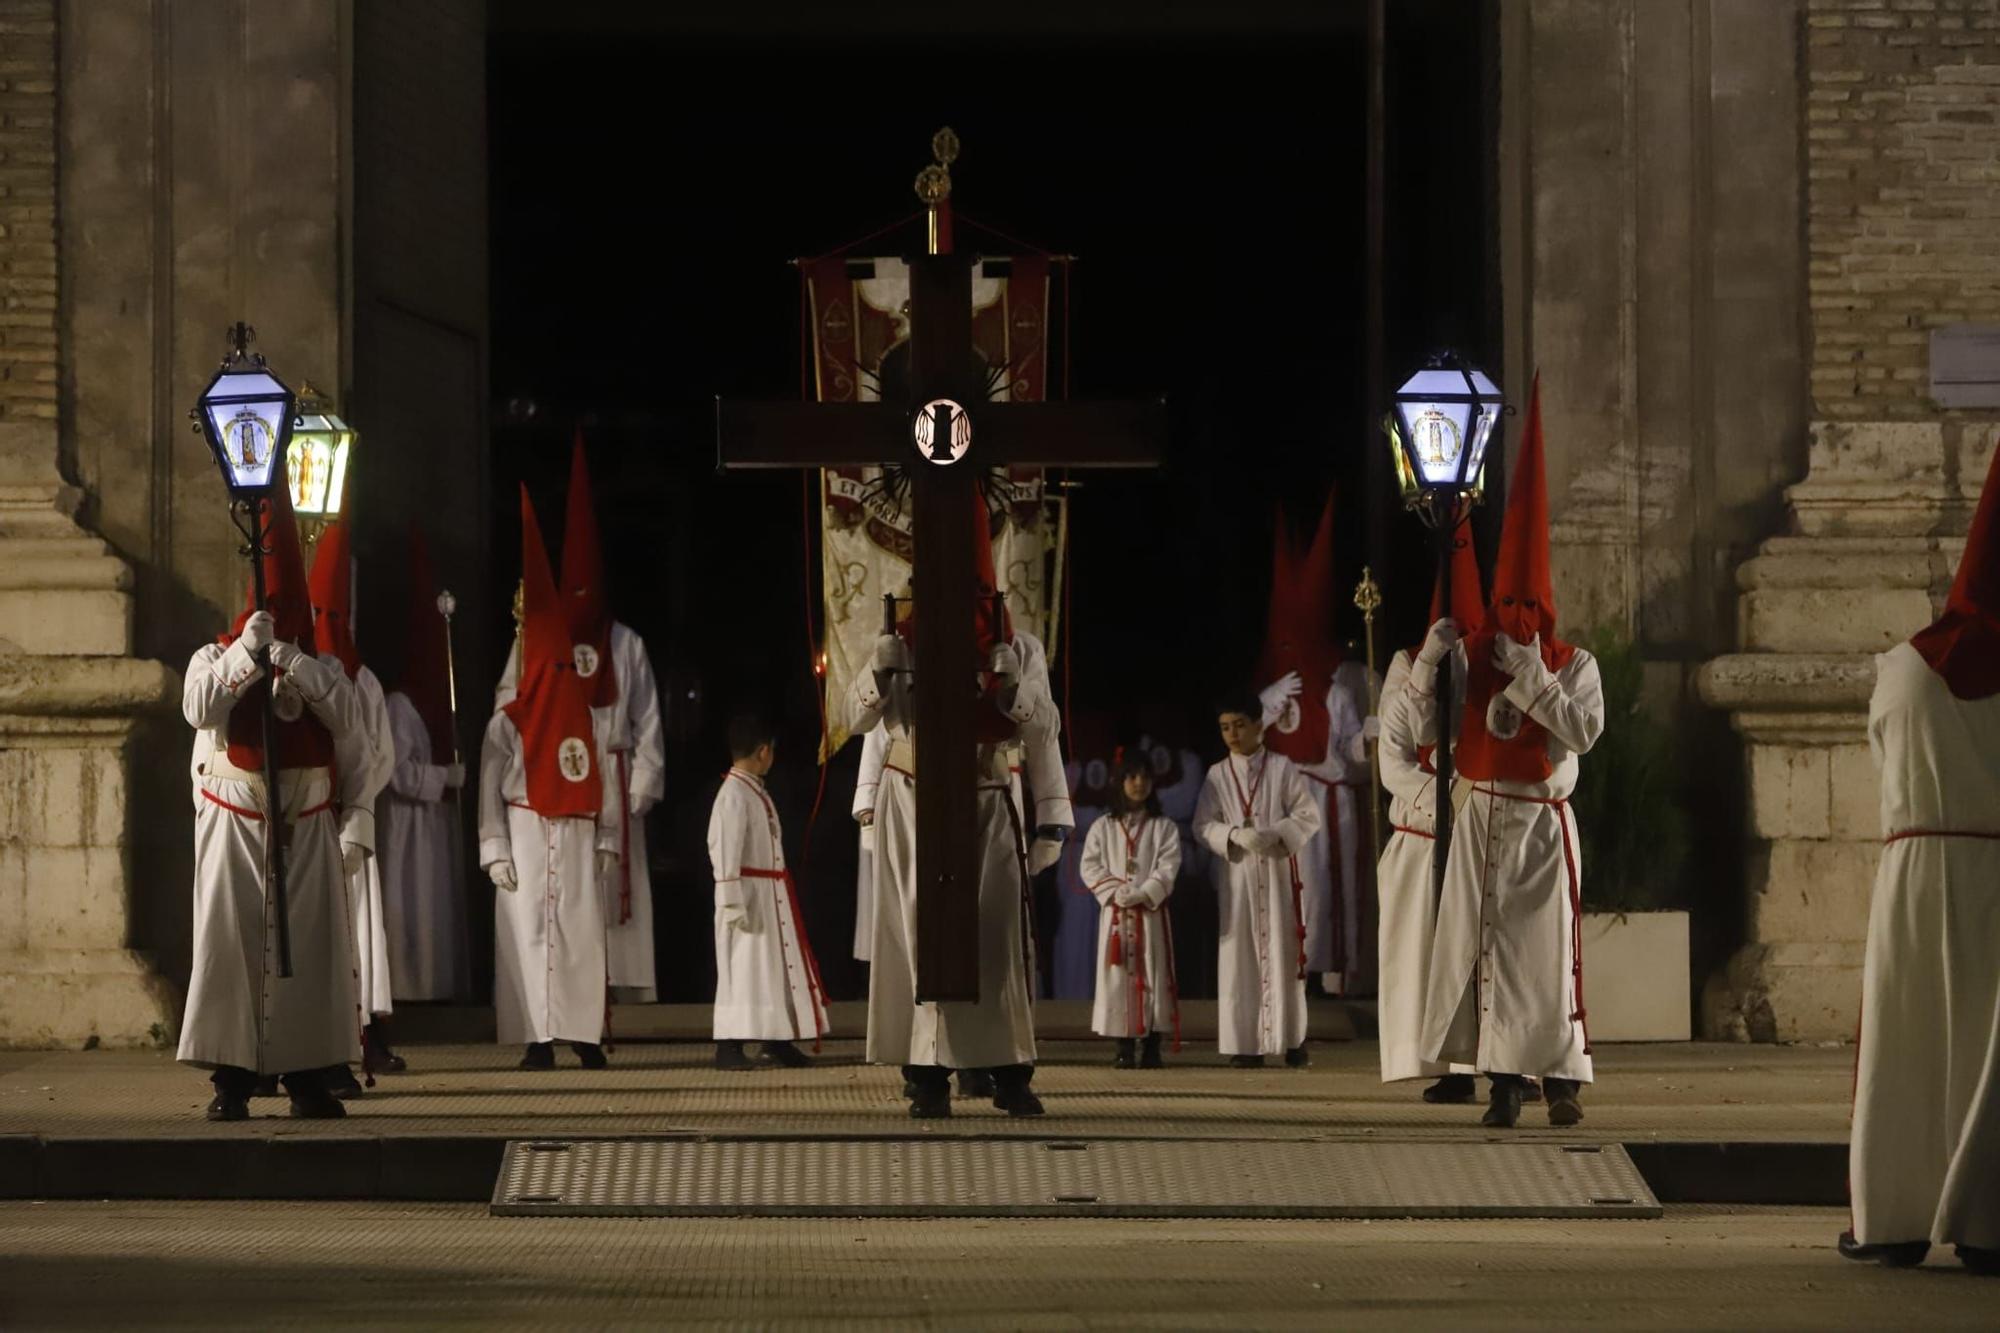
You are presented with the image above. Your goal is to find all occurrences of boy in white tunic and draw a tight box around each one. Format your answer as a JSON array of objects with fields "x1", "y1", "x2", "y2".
[
  {"x1": 1194, "y1": 695, "x2": 1323, "y2": 1067},
  {"x1": 1841, "y1": 440, "x2": 2000, "y2": 1277},
  {"x1": 1416, "y1": 379, "x2": 1605, "y2": 1130},
  {"x1": 1083, "y1": 750, "x2": 1182, "y2": 1067},
  {"x1": 309, "y1": 519, "x2": 399, "y2": 1092},
  {"x1": 376, "y1": 526, "x2": 466, "y2": 1005},
  {"x1": 179, "y1": 475, "x2": 363, "y2": 1121},
  {"x1": 479, "y1": 485, "x2": 620, "y2": 1071},
  {"x1": 707, "y1": 714, "x2": 828, "y2": 1069}
]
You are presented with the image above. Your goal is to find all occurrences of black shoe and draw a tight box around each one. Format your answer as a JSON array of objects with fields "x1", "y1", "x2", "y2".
[
  {"x1": 365, "y1": 1025, "x2": 408, "y2": 1074},
  {"x1": 901, "y1": 1079, "x2": 920, "y2": 1100},
  {"x1": 251, "y1": 1074, "x2": 280, "y2": 1098},
  {"x1": 1543, "y1": 1078, "x2": 1584, "y2": 1127},
  {"x1": 1838, "y1": 1231, "x2": 1928, "y2": 1268},
  {"x1": 956, "y1": 1069, "x2": 996, "y2": 1100},
  {"x1": 1422, "y1": 1074, "x2": 1478, "y2": 1104},
  {"x1": 571, "y1": 1042, "x2": 608, "y2": 1070},
  {"x1": 1229, "y1": 1054, "x2": 1266, "y2": 1069},
  {"x1": 1481, "y1": 1077, "x2": 1523, "y2": 1129},
  {"x1": 760, "y1": 1040, "x2": 812, "y2": 1068},
  {"x1": 283, "y1": 1074, "x2": 347, "y2": 1120},
  {"x1": 714, "y1": 1040, "x2": 753, "y2": 1071},
  {"x1": 995, "y1": 1086, "x2": 1046, "y2": 1117},
  {"x1": 1956, "y1": 1245, "x2": 2000, "y2": 1276},
  {"x1": 1113, "y1": 1039, "x2": 1137, "y2": 1069},
  {"x1": 323, "y1": 1065, "x2": 364, "y2": 1101},
  {"x1": 908, "y1": 1085, "x2": 952, "y2": 1118},
  {"x1": 1140, "y1": 1034, "x2": 1165, "y2": 1069},
  {"x1": 1521, "y1": 1078, "x2": 1544, "y2": 1104},
  {"x1": 518, "y1": 1042, "x2": 556, "y2": 1071},
  {"x1": 204, "y1": 1090, "x2": 249, "y2": 1122},
  {"x1": 1285, "y1": 1043, "x2": 1310, "y2": 1069}
]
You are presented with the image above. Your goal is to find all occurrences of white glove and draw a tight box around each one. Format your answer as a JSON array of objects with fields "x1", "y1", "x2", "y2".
[
  {"x1": 1228, "y1": 826, "x2": 1262, "y2": 855},
  {"x1": 341, "y1": 842, "x2": 366, "y2": 877},
  {"x1": 871, "y1": 634, "x2": 908, "y2": 674},
  {"x1": 1361, "y1": 716, "x2": 1382, "y2": 743},
  {"x1": 1027, "y1": 836, "x2": 1064, "y2": 876},
  {"x1": 487, "y1": 860, "x2": 518, "y2": 892},
  {"x1": 630, "y1": 792, "x2": 658, "y2": 817},
  {"x1": 596, "y1": 850, "x2": 621, "y2": 886},
  {"x1": 443, "y1": 762, "x2": 466, "y2": 790},
  {"x1": 269, "y1": 642, "x2": 336, "y2": 696},
  {"x1": 1255, "y1": 830, "x2": 1289, "y2": 857},
  {"x1": 1494, "y1": 633, "x2": 1552, "y2": 695},
  {"x1": 1417, "y1": 618, "x2": 1462, "y2": 666},
  {"x1": 1112, "y1": 882, "x2": 1141, "y2": 908},
  {"x1": 238, "y1": 610, "x2": 276, "y2": 656},
  {"x1": 719, "y1": 898, "x2": 751, "y2": 933},
  {"x1": 989, "y1": 641, "x2": 1022, "y2": 684},
  {"x1": 855, "y1": 807, "x2": 875, "y2": 828},
  {"x1": 1258, "y1": 669, "x2": 1304, "y2": 721}
]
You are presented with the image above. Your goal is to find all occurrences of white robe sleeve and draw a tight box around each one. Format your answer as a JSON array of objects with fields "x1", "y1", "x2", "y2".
[
  {"x1": 1304, "y1": 681, "x2": 1365, "y2": 784},
  {"x1": 853, "y1": 724, "x2": 888, "y2": 819},
  {"x1": 1012, "y1": 633, "x2": 1074, "y2": 831},
  {"x1": 182, "y1": 640, "x2": 263, "y2": 731},
  {"x1": 1269, "y1": 759, "x2": 1322, "y2": 855},
  {"x1": 844, "y1": 656, "x2": 890, "y2": 737},
  {"x1": 1194, "y1": 769, "x2": 1239, "y2": 862},
  {"x1": 618, "y1": 625, "x2": 667, "y2": 808},
  {"x1": 477, "y1": 710, "x2": 517, "y2": 870},
  {"x1": 706, "y1": 783, "x2": 749, "y2": 911},
  {"x1": 1407, "y1": 644, "x2": 1466, "y2": 750},
  {"x1": 387, "y1": 692, "x2": 448, "y2": 803},
  {"x1": 1377, "y1": 652, "x2": 1436, "y2": 808},
  {"x1": 1507, "y1": 648, "x2": 1606, "y2": 758},
  {"x1": 1135, "y1": 817, "x2": 1180, "y2": 908},
  {"x1": 299, "y1": 651, "x2": 364, "y2": 757},
  {"x1": 1080, "y1": 818, "x2": 1120, "y2": 904},
  {"x1": 334, "y1": 668, "x2": 397, "y2": 853}
]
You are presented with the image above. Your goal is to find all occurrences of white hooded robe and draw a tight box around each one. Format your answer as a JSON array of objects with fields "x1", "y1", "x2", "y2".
[{"x1": 706, "y1": 769, "x2": 827, "y2": 1042}]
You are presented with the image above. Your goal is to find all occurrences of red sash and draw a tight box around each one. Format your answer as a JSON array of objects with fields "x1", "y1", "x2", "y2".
[{"x1": 728, "y1": 770, "x2": 829, "y2": 1047}]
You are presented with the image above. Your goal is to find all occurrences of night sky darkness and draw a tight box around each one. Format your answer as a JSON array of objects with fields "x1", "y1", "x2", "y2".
[{"x1": 487, "y1": 4, "x2": 1495, "y2": 1000}]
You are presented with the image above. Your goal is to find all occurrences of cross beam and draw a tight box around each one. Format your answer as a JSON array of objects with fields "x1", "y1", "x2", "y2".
[{"x1": 717, "y1": 253, "x2": 1164, "y2": 1000}]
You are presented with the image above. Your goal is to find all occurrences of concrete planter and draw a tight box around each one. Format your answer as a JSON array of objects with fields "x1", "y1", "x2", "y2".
[{"x1": 1580, "y1": 911, "x2": 1692, "y2": 1042}]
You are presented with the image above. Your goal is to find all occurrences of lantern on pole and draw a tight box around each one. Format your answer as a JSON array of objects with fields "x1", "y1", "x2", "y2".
[
  {"x1": 1383, "y1": 350, "x2": 1505, "y2": 908},
  {"x1": 189, "y1": 322, "x2": 301, "y2": 976},
  {"x1": 286, "y1": 382, "x2": 356, "y2": 543}
]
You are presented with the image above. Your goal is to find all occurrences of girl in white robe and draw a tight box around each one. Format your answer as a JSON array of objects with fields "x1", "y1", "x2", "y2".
[
  {"x1": 707, "y1": 719, "x2": 827, "y2": 1067},
  {"x1": 1083, "y1": 753, "x2": 1182, "y2": 1065},
  {"x1": 1193, "y1": 698, "x2": 1322, "y2": 1065}
]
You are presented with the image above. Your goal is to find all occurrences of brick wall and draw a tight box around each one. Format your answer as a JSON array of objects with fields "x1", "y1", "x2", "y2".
[
  {"x1": 1808, "y1": 0, "x2": 2000, "y2": 419},
  {"x1": 0, "y1": 0, "x2": 54, "y2": 422}
]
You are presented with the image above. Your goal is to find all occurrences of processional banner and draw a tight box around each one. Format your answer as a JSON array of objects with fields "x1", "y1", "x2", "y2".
[{"x1": 806, "y1": 254, "x2": 1060, "y2": 753}]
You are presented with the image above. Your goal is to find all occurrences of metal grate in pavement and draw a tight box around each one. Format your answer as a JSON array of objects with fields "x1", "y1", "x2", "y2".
[{"x1": 491, "y1": 1138, "x2": 1662, "y2": 1219}]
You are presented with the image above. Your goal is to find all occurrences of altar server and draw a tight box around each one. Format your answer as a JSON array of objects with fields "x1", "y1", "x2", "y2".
[{"x1": 1083, "y1": 749, "x2": 1182, "y2": 1066}]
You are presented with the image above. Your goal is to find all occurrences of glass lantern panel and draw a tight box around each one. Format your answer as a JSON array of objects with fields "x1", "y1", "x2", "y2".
[
  {"x1": 287, "y1": 435, "x2": 334, "y2": 514},
  {"x1": 1395, "y1": 399, "x2": 1479, "y2": 488},
  {"x1": 1394, "y1": 366, "x2": 1500, "y2": 400},
  {"x1": 324, "y1": 438, "x2": 351, "y2": 516},
  {"x1": 201, "y1": 368, "x2": 292, "y2": 493}
]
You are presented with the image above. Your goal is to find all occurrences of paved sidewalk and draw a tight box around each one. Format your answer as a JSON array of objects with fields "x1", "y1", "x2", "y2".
[
  {"x1": 0, "y1": 1039, "x2": 1850, "y2": 1144},
  {"x1": 2, "y1": 1202, "x2": 1988, "y2": 1330}
]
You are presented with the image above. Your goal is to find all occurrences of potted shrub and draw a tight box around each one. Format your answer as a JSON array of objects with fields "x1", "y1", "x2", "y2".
[{"x1": 1569, "y1": 627, "x2": 1693, "y2": 1041}]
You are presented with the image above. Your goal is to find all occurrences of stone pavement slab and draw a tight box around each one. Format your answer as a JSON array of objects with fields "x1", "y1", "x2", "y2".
[{"x1": 2, "y1": 1202, "x2": 1989, "y2": 1331}]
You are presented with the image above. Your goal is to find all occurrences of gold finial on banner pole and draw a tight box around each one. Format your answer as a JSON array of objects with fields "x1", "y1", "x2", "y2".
[
  {"x1": 1354, "y1": 566, "x2": 1385, "y2": 857},
  {"x1": 915, "y1": 127, "x2": 957, "y2": 256}
]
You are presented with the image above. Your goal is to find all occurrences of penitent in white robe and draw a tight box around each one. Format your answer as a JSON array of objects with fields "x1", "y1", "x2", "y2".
[
  {"x1": 178, "y1": 641, "x2": 364, "y2": 1075},
  {"x1": 1417, "y1": 645, "x2": 1604, "y2": 1082},
  {"x1": 707, "y1": 768, "x2": 827, "y2": 1041},
  {"x1": 499, "y1": 623, "x2": 666, "y2": 998},
  {"x1": 851, "y1": 722, "x2": 889, "y2": 962},
  {"x1": 1194, "y1": 749, "x2": 1322, "y2": 1057},
  {"x1": 851, "y1": 631, "x2": 1072, "y2": 1070},
  {"x1": 334, "y1": 666, "x2": 397, "y2": 1020},
  {"x1": 1083, "y1": 811, "x2": 1182, "y2": 1039},
  {"x1": 477, "y1": 707, "x2": 618, "y2": 1046},
  {"x1": 1850, "y1": 642, "x2": 2000, "y2": 1252},
  {"x1": 1374, "y1": 649, "x2": 1475, "y2": 1084},
  {"x1": 1260, "y1": 674, "x2": 1368, "y2": 981},
  {"x1": 376, "y1": 691, "x2": 464, "y2": 1001}
]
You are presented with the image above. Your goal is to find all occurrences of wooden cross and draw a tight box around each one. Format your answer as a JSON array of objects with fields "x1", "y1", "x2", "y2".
[{"x1": 716, "y1": 251, "x2": 1164, "y2": 999}]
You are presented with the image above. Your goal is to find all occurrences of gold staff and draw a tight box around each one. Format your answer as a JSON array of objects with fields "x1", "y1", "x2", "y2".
[{"x1": 1353, "y1": 567, "x2": 1385, "y2": 860}]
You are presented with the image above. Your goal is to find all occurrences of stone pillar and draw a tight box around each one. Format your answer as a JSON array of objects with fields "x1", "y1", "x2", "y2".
[
  {"x1": 1696, "y1": 421, "x2": 1987, "y2": 1041},
  {"x1": 0, "y1": 423, "x2": 178, "y2": 1046}
]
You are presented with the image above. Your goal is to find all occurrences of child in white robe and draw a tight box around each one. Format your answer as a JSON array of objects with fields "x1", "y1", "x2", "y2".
[{"x1": 1083, "y1": 750, "x2": 1182, "y2": 1067}]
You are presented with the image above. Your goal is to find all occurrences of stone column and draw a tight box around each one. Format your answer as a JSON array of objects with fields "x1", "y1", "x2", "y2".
[
  {"x1": 0, "y1": 423, "x2": 178, "y2": 1046},
  {"x1": 1696, "y1": 421, "x2": 1987, "y2": 1042}
]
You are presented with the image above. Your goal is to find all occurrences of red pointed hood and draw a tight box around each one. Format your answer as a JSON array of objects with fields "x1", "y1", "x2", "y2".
[
  {"x1": 560, "y1": 428, "x2": 617, "y2": 705},
  {"x1": 1458, "y1": 373, "x2": 1575, "y2": 784},
  {"x1": 506, "y1": 484, "x2": 602, "y2": 818},
  {"x1": 1426, "y1": 506, "x2": 1487, "y2": 635},
  {"x1": 402, "y1": 524, "x2": 456, "y2": 760},
  {"x1": 1256, "y1": 489, "x2": 1343, "y2": 765},
  {"x1": 1910, "y1": 439, "x2": 2000, "y2": 699},
  {"x1": 309, "y1": 518, "x2": 361, "y2": 678}
]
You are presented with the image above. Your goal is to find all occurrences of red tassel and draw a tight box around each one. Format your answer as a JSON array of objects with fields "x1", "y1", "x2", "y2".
[{"x1": 1107, "y1": 920, "x2": 1123, "y2": 968}]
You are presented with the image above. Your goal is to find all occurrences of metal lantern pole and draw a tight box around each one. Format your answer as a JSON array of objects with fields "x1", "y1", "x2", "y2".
[
  {"x1": 232, "y1": 492, "x2": 294, "y2": 978},
  {"x1": 1430, "y1": 502, "x2": 1455, "y2": 909}
]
